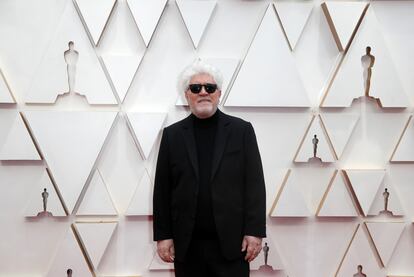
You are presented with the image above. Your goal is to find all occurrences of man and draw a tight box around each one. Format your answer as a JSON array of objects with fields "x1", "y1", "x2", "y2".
[{"x1": 153, "y1": 61, "x2": 266, "y2": 276}]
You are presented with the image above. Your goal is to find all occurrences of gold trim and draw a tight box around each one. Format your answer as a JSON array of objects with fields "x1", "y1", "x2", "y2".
[
  {"x1": 390, "y1": 115, "x2": 412, "y2": 162},
  {"x1": 269, "y1": 169, "x2": 291, "y2": 217},
  {"x1": 335, "y1": 223, "x2": 360, "y2": 277},
  {"x1": 293, "y1": 115, "x2": 315, "y2": 162},
  {"x1": 316, "y1": 170, "x2": 338, "y2": 216}
]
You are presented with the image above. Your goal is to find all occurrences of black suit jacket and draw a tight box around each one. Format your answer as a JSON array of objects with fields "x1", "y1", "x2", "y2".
[{"x1": 153, "y1": 110, "x2": 266, "y2": 261}]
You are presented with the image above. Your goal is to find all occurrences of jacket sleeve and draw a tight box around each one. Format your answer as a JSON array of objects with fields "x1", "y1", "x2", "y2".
[
  {"x1": 153, "y1": 128, "x2": 173, "y2": 241},
  {"x1": 243, "y1": 122, "x2": 266, "y2": 237}
]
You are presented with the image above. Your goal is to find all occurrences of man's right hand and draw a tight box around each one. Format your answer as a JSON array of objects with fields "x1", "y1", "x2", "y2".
[{"x1": 157, "y1": 239, "x2": 175, "y2": 263}]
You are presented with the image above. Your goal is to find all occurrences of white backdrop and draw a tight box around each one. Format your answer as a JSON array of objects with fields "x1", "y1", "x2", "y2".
[{"x1": 1, "y1": 0, "x2": 414, "y2": 276}]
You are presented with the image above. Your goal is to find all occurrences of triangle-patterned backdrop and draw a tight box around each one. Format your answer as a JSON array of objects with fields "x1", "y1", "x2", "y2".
[{"x1": 1, "y1": 0, "x2": 414, "y2": 276}]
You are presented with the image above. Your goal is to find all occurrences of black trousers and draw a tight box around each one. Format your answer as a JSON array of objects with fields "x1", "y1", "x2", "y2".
[{"x1": 174, "y1": 239, "x2": 249, "y2": 277}]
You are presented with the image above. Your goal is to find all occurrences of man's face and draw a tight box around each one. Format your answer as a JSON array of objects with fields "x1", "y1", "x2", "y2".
[{"x1": 185, "y1": 73, "x2": 221, "y2": 119}]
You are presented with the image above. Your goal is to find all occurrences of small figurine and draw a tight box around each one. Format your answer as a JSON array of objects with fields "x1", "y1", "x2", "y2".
[
  {"x1": 312, "y1": 134, "x2": 319, "y2": 158},
  {"x1": 64, "y1": 41, "x2": 79, "y2": 94},
  {"x1": 263, "y1": 242, "x2": 269, "y2": 266},
  {"x1": 37, "y1": 188, "x2": 53, "y2": 217},
  {"x1": 361, "y1": 46, "x2": 375, "y2": 97},
  {"x1": 41, "y1": 188, "x2": 49, "y2": 212},
  {"x1": 383, "y1": 188, "x2": 390, "y2": 212},
  {"x1": 353, "y1": 265, "x2": 367, "y2": 277}
]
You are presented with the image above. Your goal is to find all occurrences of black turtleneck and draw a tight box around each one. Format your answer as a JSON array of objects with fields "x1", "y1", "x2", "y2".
[{"x1": 192, "y1": 109, "x2": 219, "y2": 239}]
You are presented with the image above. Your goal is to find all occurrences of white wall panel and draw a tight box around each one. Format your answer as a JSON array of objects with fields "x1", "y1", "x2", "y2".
[
  {"x1": 24, "y1": 170, "x2": 66, "y2": 217},
  {"x1": 365, "y1": 222, "x2": 405, "y2": 267},
  {"x1": 336, "y1": 224, "x2": 384, "y2": 277},
  {"x1": 75, "y1": 222, "x2": 118, "y2": 270},
  {"x1": 322, "y1": 7, "x2": 409, "y2": 107},
  {"x1": 75, "y1": 0, "x2": 116, "y2": 45},
  {"x1": 0, "y1": 69, "x2": 15, "y2": 103},
  {"x1": 24, "y1": 111, "x2": 117, "y2": 213},
  {"x1": 317, "y1": 170, "x2": 358, "y2": 217},
  {"x1": 127, "y1": 0, "x2": 168, "y2": 47},
  {"x1": 46, "y1": 225, "x2": 92, "y2": 277},
  {"x1": 77, "y1": 169, "x2": 118, "y2": 216},
  {"x1": 225, "y1": 4, "x2": 310, "y2": 107},
  {"x1": 321, "y1": 2, "x2": 368, "y2": 51},
  {"x1": 273, "y1": 1, "x2": 313, "y2": 51},
  {"x1": 24, "y1": 1, "x2": 117, "y2": 104},
  {"x1": 97, "y1": 114, "x2": 146, "y2": 215},
  {"x1": 294, "y1": 115, "x2": 336, "y2": 162},
  {"x1": 0, "y1": 111, "x2": 40, "y2": 160},
  {"x1": 176, "y1": 0, "x2": 217, "y2": 48}
]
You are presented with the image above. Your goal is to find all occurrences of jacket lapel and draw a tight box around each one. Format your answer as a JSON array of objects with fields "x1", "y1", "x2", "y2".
[
  {"x1": 181, "y1": 110, "x2": 231, "y2": 182},
  {"x1": 211, "y1": 110, "x2": 231, "y2": 182},
  {"x1": 181, "y1": 115, "x2": 199, "y2": 180}
]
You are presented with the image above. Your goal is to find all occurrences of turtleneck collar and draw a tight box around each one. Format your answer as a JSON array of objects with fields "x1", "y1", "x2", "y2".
[{"x1": 191, "y1": 109, "x2": 219, "y2": 126}]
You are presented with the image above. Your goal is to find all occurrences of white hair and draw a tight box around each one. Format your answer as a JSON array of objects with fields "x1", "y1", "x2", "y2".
[{"x1": 177, "y1": 60, "x2": 223, "y2": 93}]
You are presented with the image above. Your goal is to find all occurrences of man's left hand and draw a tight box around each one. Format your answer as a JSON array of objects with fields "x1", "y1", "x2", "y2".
[{"x1": 241, "y1": 235, "x2": 262, "y2": 262}]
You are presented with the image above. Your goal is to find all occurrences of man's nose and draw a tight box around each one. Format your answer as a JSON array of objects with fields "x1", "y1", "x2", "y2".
[{"x1": 199, "y1": 87, "x2": 208, "y2": 95}]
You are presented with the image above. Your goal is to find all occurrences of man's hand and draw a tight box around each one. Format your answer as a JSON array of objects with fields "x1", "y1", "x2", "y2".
[
  {"x1": 241, "y1": 235, "x2": 262, "y2": 262},
  {"x1": 157, "y1": 239, "x2": 175, "y2": 263}
]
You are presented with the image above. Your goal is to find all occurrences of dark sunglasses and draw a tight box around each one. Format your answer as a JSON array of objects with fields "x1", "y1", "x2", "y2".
[{"x1": 188, "y1": 83, "x2": 218, "y2": 94}]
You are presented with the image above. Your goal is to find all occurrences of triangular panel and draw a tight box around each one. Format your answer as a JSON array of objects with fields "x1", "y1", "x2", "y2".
[
  {"x1": 24, "y1": 111, "x2": 117, "y2": 213},
  {"x1": 25, "y1": 1, "x2": 117, "y2": 104},
  {"x1": 97, "y1": 115, "x2": 146, "y2": 214},
  {"x1": 0, "y1": 69, "x2": 15, "y2": 103},
  {"x1": 336, "y1": 224, "x2": 384, "y2": 277},
  {"x1": 320, "y1": 113, "x2": 359, "y2": 159},
  {"x1": 25, "y1": 170, "x2": 66, "y2": 217},
  {"x1": 126, "y1": 170, "x2": 153, "y2": 216},
  {"x1": 322, "y1": 8, "x2": 409, "y2": 107},
  {"x1": 127, "y1": 112, "x2": 167, "y2": 159},
  {"x1": 77, "y1": 169, "x2": 117, "y2": 216},
  {"x1": 176, "y1": 0, "x2": 217, "y2": 48},
  {"x1": 346, "y1": 169, "x2": 385, "y2": 216},
  {"x1": 270, "y1": 170, "x2": 310, "y2": 217},
  {"x1": 294, "y1": 115, "x2": 336, "y2": 162},
  {"x1": 75, "y1": 222, "x2": 117, "y2": 269},
  {"x1": 75, "y1": 0, "x2": 116, "y2": 45},
  {"x1": 273, "y1": 1, "x2": 313, "y2": 50},
  {"x1": 368, "y1": 181, "x2": 404, "y2": 216},
  {"x1": 225, "y1": 4, "x2": 309, "y2": 107},
  {"x1": 127, "y1": 0, "x2": 168, "y2": 47},
  {"x1": 46, "y1": 226, "x2": 92, "y2": 277},
  {"x1": 0, "y1": 111, "x2": 40, "y2": 160},
  {"x1": 391, "y1": 115, "x2": 414, "y2": 162},
  {"x1": 365, "y1": 222, "x2": 405, "y2": 266},
  {"x1": 317, "y1": 170, "x2": 358, "y2": 217},
  {"x1": 321, "y1": 2, "x2": 368, "y2": 51},
  {"x1": 102, "y1": 53, "x2": 144, "y2": 102}
]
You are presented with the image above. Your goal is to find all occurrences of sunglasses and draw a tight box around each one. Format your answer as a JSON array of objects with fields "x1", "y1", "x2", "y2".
[{"x1": 188, "y1": 83, "x2": 218, "y2": 94}]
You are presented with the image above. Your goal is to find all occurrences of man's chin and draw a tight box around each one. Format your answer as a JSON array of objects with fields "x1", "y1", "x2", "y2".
[{"x1": 192, "y1": 107, "x2": 216, "y2": 118}]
